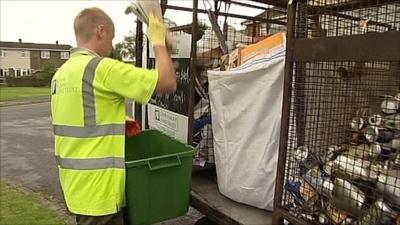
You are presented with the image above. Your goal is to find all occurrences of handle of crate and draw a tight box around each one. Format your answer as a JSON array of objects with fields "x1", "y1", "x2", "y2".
[{"x1": 147, "y1": 155, "x2": 182, "y2": 171}]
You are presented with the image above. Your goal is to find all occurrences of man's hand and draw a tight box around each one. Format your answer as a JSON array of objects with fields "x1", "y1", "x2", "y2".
[
  {"x1": 126, "y1": 117, "x2": 142, "y2": 137},
  {"x1": 147, "y1": 13, "x2": 166, "y2": 47}
]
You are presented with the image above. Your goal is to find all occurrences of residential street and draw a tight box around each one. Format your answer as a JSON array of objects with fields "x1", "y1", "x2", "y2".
[
  {"x1": 0, "y1": 102, "x2": 62, "y2": 200},
  {"x1": 0, "y1": 102, "x2": 202, "y2": 225}
]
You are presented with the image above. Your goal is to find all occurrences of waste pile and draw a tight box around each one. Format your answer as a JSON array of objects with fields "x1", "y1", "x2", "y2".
[{"x1": 286, "y1": 93, "x2": 400, "y2": 224}]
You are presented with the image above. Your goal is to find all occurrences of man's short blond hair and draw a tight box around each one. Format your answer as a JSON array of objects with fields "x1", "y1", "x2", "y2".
[{"x1": 74, "y1": 7, "x2": 114, "y2": 43}]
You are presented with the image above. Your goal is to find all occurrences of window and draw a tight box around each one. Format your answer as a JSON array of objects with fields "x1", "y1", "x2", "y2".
[
  {"x1": 15, "y1": 69, "x2": 21, "y2": 77},
  {"x1": 41, "y1": 51, "x2": 50, "y2": 59},
  {"x1": 0, "y1": 50, "x2": 6, "y2": 57},
  {"x1": 3, "y1": 68, "x2": 9, "y2": 76},
  {"x1": 21, "y1": 69, "x2": 29, "y2": 76},
  {"x1": 21, "y1": 50, "x2": 30, "y2": 57},
  {"x1": 60, "y1": 51, "x2": 69, "y2": 59}
]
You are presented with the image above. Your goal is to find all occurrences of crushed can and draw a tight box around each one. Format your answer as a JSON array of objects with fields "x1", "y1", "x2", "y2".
[
  {"x1": 331, "y1": 155, "x2": 378, "y2": 181},
  {"x1": 391, "y1": 138, "x2": 400, "y2": 151},
  {"x1": 368, "y1": 143, "x2": 382, "y2": 158},
  {"x1": 320, "y1": 145, "x2": 342, "y2": 164},
  {"x1": 304, "y1": 166, "x2": 334, "y2": 197},
  {"x1": 376, "y1": 173, "x2": 400, "y2": 207},
  {"x1": 384, "y1": 114, "x2": 400, "y2": 130},
  {"x1": 332, "y1": 178, "x2": 366, "y2": 217},
  {"x1": 295, "y1": 146, "x2": 309, "y2": 163},
  {"x1": 356, "y1": 199, "x2": 397, "y2": 225},
  {"x1": 318, "y1": 213, "x2": 329, "y2": 224},
  {"x1": 368, "y1": 114, "x2": 383, "y2": 126},
  {"x1": 365, "y1": 126, "x2": 399, "y2": 143},
  {"x1": 381, "y1": 94, "x2": 400, "y2": 115},
  {"x1": 381, "y1": 98, "x2": 399, "y2": 115},
  {"x1": 351, "y1": 117, "x2": 365, "y2": 131},
  {"x1": 346, "y1": 144, "x2": 370, "y2": 159}
]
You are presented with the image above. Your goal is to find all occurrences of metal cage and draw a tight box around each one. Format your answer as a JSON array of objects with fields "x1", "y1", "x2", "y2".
[
  {"x1": 192, "y1": 12, "x2": 287, "y2": 167},
  {"x1": 274, "y1": 1, "x2": 400, "y2": 225},
  {"x1": 151, "y1": 0, "x2": 288, "y2": 168}
]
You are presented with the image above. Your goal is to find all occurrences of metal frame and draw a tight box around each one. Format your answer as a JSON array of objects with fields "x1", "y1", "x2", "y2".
[
  {"x1": 184, "y1": 0, "x2": 288, "y2": 168},
  {"x1": 292, "y1": 31, "x2": 400, "y2": 62},
  {"x1": 273, "y1": 0, "x2": 400, "y2": 224},
  {"x1": 134, "y1": 19, "x2": 143, "y2": 123},
  {"x1": 138, "y1": 0, "x2": 288, "y2": 164},
  {"x1": 273, "y1": 2, "x2": 299, "y2": 224},
  {"x1": 136, "y1": 1, "x2": 399, "y2": 224}
]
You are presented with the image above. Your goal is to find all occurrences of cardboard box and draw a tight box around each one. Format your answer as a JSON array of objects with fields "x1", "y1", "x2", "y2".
[
  {"x1": 220, "y1": 47, "x2": 242, "y2": 70},
  {"x1": 240, "y1": 32, "x2": 285, "y2": 65}
]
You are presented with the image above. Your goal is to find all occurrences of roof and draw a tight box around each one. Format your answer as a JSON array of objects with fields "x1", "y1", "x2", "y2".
[
  {"x1": 0, "y1": 41, "x2": 72, "y2": 51},
  {"x1": 241, "y1": 7, "x2": 287, "y2": 25}
]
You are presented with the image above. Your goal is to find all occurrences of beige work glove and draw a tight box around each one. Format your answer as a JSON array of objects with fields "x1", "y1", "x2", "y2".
[{"x1": 147, "y1": 13, "x2": 166, "y2": 47}]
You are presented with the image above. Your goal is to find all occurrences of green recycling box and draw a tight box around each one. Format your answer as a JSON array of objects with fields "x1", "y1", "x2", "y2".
[{"x1": 125, "y1": 130, "x2": 196, "y2": 225}]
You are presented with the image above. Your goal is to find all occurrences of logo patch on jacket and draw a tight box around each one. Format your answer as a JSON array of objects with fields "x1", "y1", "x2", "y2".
[{"x1": 51, "y1": 79, "x2": 56, "y2": 95}]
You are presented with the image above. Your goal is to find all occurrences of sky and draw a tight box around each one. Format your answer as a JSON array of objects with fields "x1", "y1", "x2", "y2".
[{"x1": 0, "y1": 0, "x2": 264, "y2": 47}]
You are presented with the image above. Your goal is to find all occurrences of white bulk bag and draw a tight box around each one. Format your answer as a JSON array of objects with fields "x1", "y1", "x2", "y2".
[{"x1": 208, "y1": 49, "x2": 285, "y2": 210}]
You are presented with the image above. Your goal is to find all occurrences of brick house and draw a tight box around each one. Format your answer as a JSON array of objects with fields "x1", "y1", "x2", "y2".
[{"x1": 0, "y1": 39, "x2": 72, "y2": 77}]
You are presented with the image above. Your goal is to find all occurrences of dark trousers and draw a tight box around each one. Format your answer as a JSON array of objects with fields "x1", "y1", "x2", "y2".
[{"x1": 75, "y1": 210, "x2": 125, "y2": 225}]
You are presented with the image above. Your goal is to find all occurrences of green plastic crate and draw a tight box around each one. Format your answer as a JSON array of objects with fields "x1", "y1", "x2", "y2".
[{"x1": 125, "y1": 130, "x2": 196, "y2": 225}]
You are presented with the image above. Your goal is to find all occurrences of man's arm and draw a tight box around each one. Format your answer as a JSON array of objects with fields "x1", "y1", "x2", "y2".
[
  {"x1": 147, "y1": 13, "x2": 176, "y2": 94},
  {"x1": 154, "y1": 46, "x2": 176, "y2": 93}
]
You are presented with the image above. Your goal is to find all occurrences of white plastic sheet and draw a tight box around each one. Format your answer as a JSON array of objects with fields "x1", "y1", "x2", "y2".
[{"x1": 208, "y1": 46, "x2": 285, "y2": 210}]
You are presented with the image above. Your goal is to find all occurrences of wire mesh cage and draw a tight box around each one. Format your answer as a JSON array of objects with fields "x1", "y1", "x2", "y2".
[
  {"x1": 276, "y1": 0, "x2": 400, "y2": 225},
  {"x1": 189, "y1": 0, "x2": 287, "y2": 167},
  {"x1": 139, "y1": 1, "x2": 287, "y2": 168}
]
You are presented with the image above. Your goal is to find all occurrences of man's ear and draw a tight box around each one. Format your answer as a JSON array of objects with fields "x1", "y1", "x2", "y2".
[{"x1": 97, "y1": 25, "x2": 106, "y2": 39}]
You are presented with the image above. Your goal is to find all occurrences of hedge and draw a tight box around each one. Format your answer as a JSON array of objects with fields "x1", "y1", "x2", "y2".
[{"x1": 5, "y1": 76, "x2": 49, "y2": 87}]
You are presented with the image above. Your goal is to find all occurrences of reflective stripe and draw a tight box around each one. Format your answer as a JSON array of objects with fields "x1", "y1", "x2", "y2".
[
  {"x1": 53, "y1": 57, "x2": 123, "y2": 138},
  {"x1": 55, "y1": 156, "x2": 125, "y2": 170},
  {"x1": 53, "y1": 124, "x2": 125, "y2": 137},
  {"x1": 83, "y1": 57, "x2": 102, "y2": 126}
]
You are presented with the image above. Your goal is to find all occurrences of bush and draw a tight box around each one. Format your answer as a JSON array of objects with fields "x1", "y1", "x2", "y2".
[
  {"x1": 36, "y1": 63, "x2": 56, "y2": 85},
  {"x1": 5, "y1": 76, "x2": 47, "y2": 87},
  {"x1": 6, "y1": 63, "x2": 56, "y2": 87}
]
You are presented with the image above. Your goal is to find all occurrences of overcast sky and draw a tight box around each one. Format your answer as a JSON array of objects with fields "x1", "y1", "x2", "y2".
[{"x1": 0, "y1": 0, "x2": 263, "y2": 47}]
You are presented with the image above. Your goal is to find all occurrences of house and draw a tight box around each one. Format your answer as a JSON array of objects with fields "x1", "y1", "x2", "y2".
[
  {"x1": 0, "y1": 39, "x2": 72, "y2": 77},
  {"x1": 241, "y1": 7, "x2": 287, "y2": 39}
]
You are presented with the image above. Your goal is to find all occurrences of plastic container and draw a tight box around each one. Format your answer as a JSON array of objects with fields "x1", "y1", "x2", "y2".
[{"x1": 125, "y1": 130, "x2": 196, "y2": 225}]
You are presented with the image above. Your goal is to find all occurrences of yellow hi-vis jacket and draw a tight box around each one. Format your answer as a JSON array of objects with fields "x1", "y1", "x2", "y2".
[{"x1": 51, "y1": 48, "x2": 158, "y2": 216}]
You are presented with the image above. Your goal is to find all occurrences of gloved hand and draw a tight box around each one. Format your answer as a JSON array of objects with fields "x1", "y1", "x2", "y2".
[{"x1": 147, "y1": 13, "x2": 166, "y2": 47}]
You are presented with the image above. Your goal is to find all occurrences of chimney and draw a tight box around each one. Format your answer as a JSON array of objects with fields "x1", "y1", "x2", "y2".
[
  {"x1": 18, "y1": 38, "x2": 22, "y2": 43},
  {"x1": 56, "y1": 40, "x2": 59, "y2": 45}
]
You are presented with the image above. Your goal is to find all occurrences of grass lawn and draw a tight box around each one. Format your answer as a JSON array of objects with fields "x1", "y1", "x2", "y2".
[
  {"x1": 0, "y1": 181, "x2": 67, "y2": 225},
  {"x1": 0, "y1": 87, "x2": 50, "y2": 101}
]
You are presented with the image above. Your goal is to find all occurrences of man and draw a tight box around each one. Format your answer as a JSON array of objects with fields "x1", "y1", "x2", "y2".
[{"x1": 51, "y1": 7, "x2": 176, "y2": 225}]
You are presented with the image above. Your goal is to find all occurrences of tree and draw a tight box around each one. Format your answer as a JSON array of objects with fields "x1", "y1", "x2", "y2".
[
  {"x1": 36, "y1": 62, "x2": 56, "y2": 85},
  {"x1": 114, "y1": 31, "x2": 136, "y2": 62}
]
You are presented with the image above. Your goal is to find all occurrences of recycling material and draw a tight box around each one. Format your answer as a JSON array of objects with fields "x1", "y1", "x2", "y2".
[
  {"x1": 128, "y1": 0, "x2": 162, "y2": 25},
  {"x1": 207, "y1": 33, "x2": 286, "y2": 210},
  {"x1": 286, "y1": 94, "x2": 400, "y2": 224}
]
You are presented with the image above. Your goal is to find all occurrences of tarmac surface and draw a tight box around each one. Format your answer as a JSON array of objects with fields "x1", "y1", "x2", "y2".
[{"x1": 0, "y1": 101, "x2": 203, "y2": 225}]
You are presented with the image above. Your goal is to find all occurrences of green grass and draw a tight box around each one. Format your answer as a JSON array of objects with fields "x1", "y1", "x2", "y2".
[
  {"x1": 0, "y1": 181, "x2": 67, "y2": 225},
  {"x1": 0, "y1": 87, "x2": 50, "y2": 101}
]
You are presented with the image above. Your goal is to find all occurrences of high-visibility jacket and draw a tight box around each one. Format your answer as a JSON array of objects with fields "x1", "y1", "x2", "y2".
[{"x1": 51, "y1": 47, "x2": 158, "y2": 216}]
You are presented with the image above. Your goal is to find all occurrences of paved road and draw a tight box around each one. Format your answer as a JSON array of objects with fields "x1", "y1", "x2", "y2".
[
  {"x1": 0, "y1": 102, "x2": 202, "y2": 225},
  {"x1": 0, "y1": 102, "x2": 61, "y2": 199}
]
